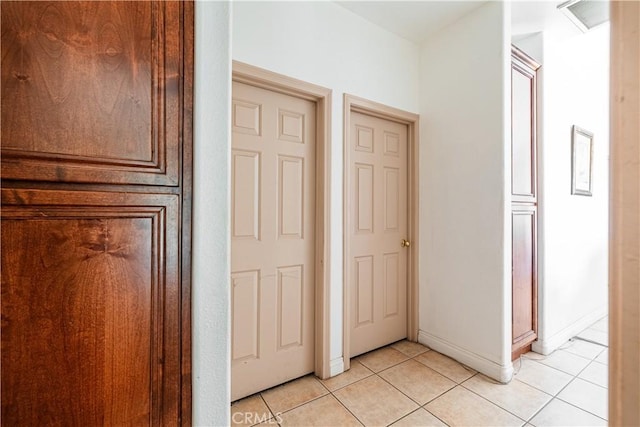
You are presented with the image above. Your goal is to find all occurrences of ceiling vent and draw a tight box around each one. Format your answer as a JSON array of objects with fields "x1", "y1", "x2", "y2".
[{"x1": 558, "y1": 0, "x2": 610, "y2": 32}]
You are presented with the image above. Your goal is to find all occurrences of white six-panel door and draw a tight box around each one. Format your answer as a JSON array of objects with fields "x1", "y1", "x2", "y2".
[
  {"x1": 349, "y1": 111, "x2": 409, "y2": 357},
  {"x1": 231, "y1": 81, "x2": 316, "y2": 401}
]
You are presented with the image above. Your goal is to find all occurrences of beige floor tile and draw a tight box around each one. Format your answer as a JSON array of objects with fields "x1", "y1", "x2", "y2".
[
  {"x1": 355, "y1": 347, "x2": 409, "y2": 373},
  {"x1": 557, "y1": 378, "x2": 608, "y2": 420},
  {"x1": 231, "y1": 394, "x2": 274, "y2": 427},
  {"x1": 391, "y1": 340, "x2": 430, "y2": 357},
  {"x1": 261, "y1": 375, "x2": 328, "y2": 414},
  {"x1": 414, "y1": 351, "x2": 476, "y2": 383},
  {"x1": 578, "y1": 361, "x2": 608, "y2": 388},
  {"x1": 334, "y1": 375, "x2": 418, "y2": 426},
  {"x1": 379, "y1": 359, "x2": 456, "y2": 405},
  {"x1": 320, "y1": 360, "x2": 374, "y2": 391},
  {"x1": 462, "y1": 374, "x2": 552, "y2": 420},
  {"x1": 512, "y1": 358, "x2": 573, "y2": 395},
  {"x1": 577, "y1": 328, "x2": 608, "y2": 346},
  {"x1": 280, "y1": 394, "x2": 362, "y2": 426},
  {"x1": 559, "y1": 339, "x2": 605, "y2": 360},
  {"x1": 425, "y1": 386, "x2": 524, "y2": 427},
  {"x1": 595, "y1": 348, "x2": 608, "y2": 365},
  {"x1": 530, "y1": 350, "x2": 591, "y2": 376},
  {"x1": 390, "y1": 408, "x2": 447, "y2": 427},
  {"x1": 529, "y1": 398, "x2": 607, "y2": 426}
]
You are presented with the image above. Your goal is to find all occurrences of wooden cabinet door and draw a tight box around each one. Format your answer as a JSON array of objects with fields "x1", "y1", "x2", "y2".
[
  {"x1": 1, "y1": 1, "x2": 192, "y2": 423},
  {"x1": 1, "y1": 1, "x2": 186, "y2": 186},
  {"x1": 512, "y1": 206, "x2": 538, "y2": 355},
  {"x1": 1, "y1": 189, "x2": 182, "y2": 425},
  {"x1": 511, "y1": 46, "x2": 540, "y2": 360}
]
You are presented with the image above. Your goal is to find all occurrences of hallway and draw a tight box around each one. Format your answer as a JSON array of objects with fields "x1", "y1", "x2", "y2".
[{"x1": 231, "y1": 318, "x2": 608, "y2": 426}]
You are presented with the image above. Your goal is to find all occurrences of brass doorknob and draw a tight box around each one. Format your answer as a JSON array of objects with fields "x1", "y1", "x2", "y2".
[{"x1": 401, "y1": 239, "x2": 411, "y2": 248}]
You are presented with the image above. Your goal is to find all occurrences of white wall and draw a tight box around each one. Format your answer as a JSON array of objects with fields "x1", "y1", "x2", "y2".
[
  {"x1": 516, "y1": 25, "x2": 610, "y2": 354},
  {"x1": 191, "y1": 1, "x2": 608, "y2": 423},
  {"x1": 232, "y1": 1, "x2": 420, "y2": 369},
  {"x1": 193, "y1": 1, "x2": 231, "y2": 425},
  {"x1": 418, "y1": 1, "x2": 514, "y2": 382}
]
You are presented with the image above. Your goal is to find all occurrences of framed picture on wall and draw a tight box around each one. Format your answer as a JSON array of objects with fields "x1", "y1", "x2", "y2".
[{"x1": 571, "y1": 125, "x2": 594, "y2": 196}]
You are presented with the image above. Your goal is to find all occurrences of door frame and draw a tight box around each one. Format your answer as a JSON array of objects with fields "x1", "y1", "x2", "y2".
[
  {"x1": 610, "y1": 1, "x2": 640, "y2": 423},
  {"x1": 342, "y1": 94, "x2": 420, "y2": 370},
  {"x1": 231, "y1": 61, "x2": 332, "y2": 379}
]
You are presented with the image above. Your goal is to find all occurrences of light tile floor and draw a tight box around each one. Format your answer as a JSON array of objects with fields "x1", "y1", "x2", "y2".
[{"x1": 231, "y1": 318, "x2": 608, "y2": 426}]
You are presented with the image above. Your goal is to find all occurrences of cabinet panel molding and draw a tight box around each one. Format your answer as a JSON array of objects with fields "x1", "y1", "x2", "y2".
[
  {"x1": 1, "y1": 1, "x2": 187, "y2": 186},
  {"x1": 1, "y1": 189, "x2": 182, "y2": 425}
]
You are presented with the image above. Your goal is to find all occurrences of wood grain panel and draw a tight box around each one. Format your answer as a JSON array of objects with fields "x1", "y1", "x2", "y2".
[
  {"x1": 0, "y1": 189, "x2": 181, "y2": 425},
  {"x1": 1, "y1": 1, "x2": 184, "y2": 186},
  {"x1": 511, "y1": 46, "x2": 539, "y2": 360},
  {"x1": 512, "y1": 67, "x2": 535, "y2": 198},
  {"x1": 512, "y1": 208, "x2": 537, "y2": 350}
]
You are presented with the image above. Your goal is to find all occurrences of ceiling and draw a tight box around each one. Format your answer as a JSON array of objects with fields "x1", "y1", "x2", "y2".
[
  {"x1": 335, "y1": 1, "x2": 486, "y2": 44},
  {"x1": 335, "y1": 1, "x2": 586, "y2": 44}
]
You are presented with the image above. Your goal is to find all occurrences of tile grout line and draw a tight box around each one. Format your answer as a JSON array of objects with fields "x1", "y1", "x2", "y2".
[
  {"x1": 258, "y1": 393, "x2": 277, "y2": 426},
  {"x1": 383, "y1": 352, "x2": 480, "y2": 425},
  {"x1": 329, "y1": 345, "x2": 437, "y2": 427},
  {"x1": 323, "y1": 369, "x2": 375, "y2": 393},
  {"x1": 328, "y1": 389, "x2": 367, "y2": 427},
  {"x1": 553, "y1": 359, "x2": 609, "y2": 421},
  {"x1": 552, "y1": 395, "x2": 609, "y2": 422},
  {"x1": 239, "y1": 336, "x2": 608, "y2": 427},
  {"x1": 523, "y1": 345, "x2": 609, "y2": 424},
  {"x1": 457, "y1": 376, "x2": 538, "y2": 424},
  {"x1": 260, "y1": 376, "x2": 333, "y2": 423}
]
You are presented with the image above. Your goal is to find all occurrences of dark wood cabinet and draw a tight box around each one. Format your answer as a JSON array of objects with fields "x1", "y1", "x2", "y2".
[
  {"x1": 1, "y1": 1, "x2": 184, "y2": 186},
  {"x1": 511, "y1": 46, "x2": 540, "y2": 360},
  {"x1": 511, "y1": 206, "x2": 537, "y2": 356},
  {"x1": 1, "y1": 2, "x2": 193, "y2": 425}
]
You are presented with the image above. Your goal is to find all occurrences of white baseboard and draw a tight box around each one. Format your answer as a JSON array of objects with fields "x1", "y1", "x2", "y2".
[
  {"x1": 418, "y1": 330, "x2": 514, "y2": 383},
  {"x1": 329, "y1": 357, "x2": 344, "y2": 377},
  {"x1": 532, "y1": 307, "x2": 608, "y2": 355}
]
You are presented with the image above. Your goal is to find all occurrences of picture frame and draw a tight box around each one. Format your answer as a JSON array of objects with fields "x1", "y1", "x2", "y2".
[{"x1": 571, "y1": 125, "x2": 594, "y2": 196}]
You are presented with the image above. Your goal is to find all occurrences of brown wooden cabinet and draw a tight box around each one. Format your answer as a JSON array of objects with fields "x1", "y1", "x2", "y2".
[
  {"x1": 1, "y1": 2, "x2": 193, "y2": 425},
  {"x1": 511, "y1": 46, "x2": 540, "y2": 360}
]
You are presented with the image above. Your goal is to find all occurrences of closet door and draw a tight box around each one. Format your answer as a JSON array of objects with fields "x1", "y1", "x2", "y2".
[{"x1": 1, "y1": 1, "x2": 193, "y2": 424}]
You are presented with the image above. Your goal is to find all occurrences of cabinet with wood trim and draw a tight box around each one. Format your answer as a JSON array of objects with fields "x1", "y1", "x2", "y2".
[
  {"x1": 0, "y1": 1, "x2": 193, "y2": 424},
  {"x1": 511, "y1": 46, "x2": 540, "y2": 360}
]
